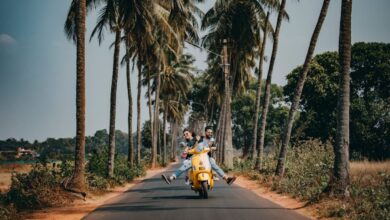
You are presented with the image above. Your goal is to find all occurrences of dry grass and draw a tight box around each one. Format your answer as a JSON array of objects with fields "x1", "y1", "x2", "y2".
[
  {"x1": 350, "y1": 160, "x2": 390, "y2": 188},
  {"x1": 350, "y1": 160, "x2": 390, "y2": 175},
  {"x1": 234, "y1": 144, "x2": 390, "y2": 220},
  {"x1": 0, "y1": 164, "x2": 32, "y2": 173},
  {"x1": 0, "y1": 164, "x2": 32, "y2": 192}
]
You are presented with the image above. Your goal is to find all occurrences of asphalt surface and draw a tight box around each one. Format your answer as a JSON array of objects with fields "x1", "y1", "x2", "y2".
[{"x1": 83, "y1": 164, "x2": 311, "y2": 220}]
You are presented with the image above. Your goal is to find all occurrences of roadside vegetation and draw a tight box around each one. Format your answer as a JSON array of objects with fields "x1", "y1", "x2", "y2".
[
  {"x1": 233, "y1": 140, "x2": 390, "y2": 219},
  {"x1": 0, "y1": 153, "x2": 146, "y2": 220}
]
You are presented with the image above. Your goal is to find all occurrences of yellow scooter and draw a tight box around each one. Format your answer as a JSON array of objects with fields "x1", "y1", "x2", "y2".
[{"x1": 186, "y1": 146, "x2": 215, "y2": 199}]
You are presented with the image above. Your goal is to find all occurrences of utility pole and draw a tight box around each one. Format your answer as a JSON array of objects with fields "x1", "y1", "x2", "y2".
[{"x1": 221, "y1": 39, "x2": 234, "y2": 168}]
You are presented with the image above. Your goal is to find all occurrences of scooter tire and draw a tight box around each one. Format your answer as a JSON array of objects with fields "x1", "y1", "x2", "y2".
[
  {"x1": 201, "y1": 181, "x2": 208, "y2": 199},
  {"x1": 198, "y1": 190, "x2": 204, "y2": 198}
]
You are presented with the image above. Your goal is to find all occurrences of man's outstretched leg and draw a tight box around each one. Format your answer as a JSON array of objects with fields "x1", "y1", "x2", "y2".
[{"x1": 209, "y1": 157, "x2": 236, "y2": 185}]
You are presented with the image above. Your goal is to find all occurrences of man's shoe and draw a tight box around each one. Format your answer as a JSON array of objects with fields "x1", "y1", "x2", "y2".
[
  {"x1": 226, "y1": 176, "x2": 237, "y2": 185},
  {"x1": 185, "y1": 176, "x2": 190, "y2": 185},
  {"x1": 162, "y1": 174, "x2": 171, "y2": 184}
]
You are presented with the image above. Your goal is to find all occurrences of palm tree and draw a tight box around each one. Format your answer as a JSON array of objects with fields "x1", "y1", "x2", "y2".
[
  {"x1": 125, "y1": 37, "x2": 134, "y2": 167},
  {"x1": 147, "y1": 70, "x2": 154, "y2": 158},
  {"x1": 167, "y1": 98, "x2": 188, "y2": 161},
  {"x1": 148, "y1": 1, "x2": 201, "y2": 167},
  {"x1": 122, "y1": 0, "x2": 197, "y2": 167},
  {"x1": 275, "y1": 0, "x2": 331, "y2": 177},
  {"x1": 329, "y1": 0, "x2": 352, "y2": 196},
  {"x1": 254, "y1": 0, "x2": 288, "y2": 171},
  {"x1": 250, "y1": 11, "x2": 271, "y2": 159},
  {"x1": 121, "y1": 0, "x2": 155, "y2": 164},
  {"x1": 64, "y1": 0, "x2": 87, "y2": 191},
  {"x1": 89, "y1": 0, "x2": 124, "y2": 178},
  {"x1": 202, "y1": 0, "x2": 277, "y2": 168},
  {"x1": 159, "y1": 54, "x2": 194, "y2": 164}
]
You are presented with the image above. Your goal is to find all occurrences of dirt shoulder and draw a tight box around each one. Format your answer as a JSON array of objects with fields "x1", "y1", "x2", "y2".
[
  {"x1": 233, "y1": 174, "x2": 318, "y2": 220},
  {"x1": 23, "y1": 163, "x2": 175, "y2": 220}
]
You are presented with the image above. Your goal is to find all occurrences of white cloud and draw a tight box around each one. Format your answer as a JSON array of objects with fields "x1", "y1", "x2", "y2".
[{"x1": 0, "y1": 34, "x2": 17, "y2": 45}]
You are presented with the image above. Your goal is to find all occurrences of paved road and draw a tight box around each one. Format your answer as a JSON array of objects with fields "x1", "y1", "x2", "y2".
[{"x1": 83, "y1": 164, "x2": 310, "y2": 220}]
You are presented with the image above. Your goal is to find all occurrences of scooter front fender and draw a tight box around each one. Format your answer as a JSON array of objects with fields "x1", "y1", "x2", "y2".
[{"x1": 197, "y1": 172, "x2": 210, "y2": 182}]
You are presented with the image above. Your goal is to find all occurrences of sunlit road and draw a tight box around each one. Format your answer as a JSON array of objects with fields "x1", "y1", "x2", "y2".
[{"x1": 83, "y1": 164, "x2": 310, "y2": 220}]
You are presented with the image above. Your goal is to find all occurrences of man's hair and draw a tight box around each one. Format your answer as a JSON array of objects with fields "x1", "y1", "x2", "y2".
[{"x1": 205, "y1": 126, "x2": 213, "y2": 132}]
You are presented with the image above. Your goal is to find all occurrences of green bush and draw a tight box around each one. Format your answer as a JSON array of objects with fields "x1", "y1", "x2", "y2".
[
  {"x1": 60, "y1": 160, "x2": 74, "y2": 177},
  {"x1": 141, "y1": 148, "x2": 152, "y2": 167},
  {"x1": 87, "y1": 149, "x2": 109, "y2": 177},
  {"x1": 0, "y1": 204, "x2": 19, "y2": 220},
  {"x1": 274, "y1": 139, "x2": 334, "y2": 200},
  {"x1": 233, "y1": 157, "x2": 255, "y2": 173},
  {"x1": 86, "y1": 173, "x2": 109, "y2": 191},
  {"x1": 86, "y1": 149, "x2": 146, "y2": 188},
  {"x1": 1, "y1": 149, "x2": 147, "y2": 215},
  {"x1": 341, "y1": 172, "x2": 390, "y2": 219},
  {"x1": 234, "y1": 140, "x2": 334, "y2": 201},
  {"x1": 5, "y1": 165, "x2": 70, "y2": 210}
]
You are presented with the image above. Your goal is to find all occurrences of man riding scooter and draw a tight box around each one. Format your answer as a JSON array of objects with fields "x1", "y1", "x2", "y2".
[
  {"x1": 199, "y1": 126, "x2": 235, "y2": 183},
  {"x1": 162, "y1": 128, "x2": 236, "y2": 185}
]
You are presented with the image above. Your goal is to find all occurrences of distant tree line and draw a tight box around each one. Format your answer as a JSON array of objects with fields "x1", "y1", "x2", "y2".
[{"x1": 0, "y1": 121, "x2": 168, "y2": 161}]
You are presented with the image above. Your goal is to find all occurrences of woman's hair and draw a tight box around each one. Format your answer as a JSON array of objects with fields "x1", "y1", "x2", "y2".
[
  {"x1": 183, "y1": 128, "x2": 194, "y2": 135},
  {"x1": 183, "y1": 128, "x2": 198, "y2": 139}
]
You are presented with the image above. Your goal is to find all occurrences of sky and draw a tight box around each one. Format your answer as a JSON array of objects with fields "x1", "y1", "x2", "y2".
[{"x1": 0, "y1": 0, "x2": 389, "y2": 142}]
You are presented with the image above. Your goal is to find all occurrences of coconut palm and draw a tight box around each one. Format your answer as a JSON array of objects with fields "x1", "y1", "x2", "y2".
[
  {"x1": 89, "y1": 0, "x2": 125, "y2": 178},
  {"x1": 124, "y1": 36, "x2": 134, "y2": 167},
  {"x1": 121, "y1": 0, "x2": 156, "y2": 164},
  {"x1": 254, "y1": 0, "x2": 288, "y2": 171},
  {"x1": 159, "y1": 54, "x2": 194, "y2": 163},
  {"x1": 202, "y1": 0, "x2": 278, "y2": 168},
  {"x1": 147, "y1": 1, "x2": 202, "y2": 167},
  {"x1": 329, "y1": 0, "x2": 352, "y2": 196},
  {"x1": 64, "y1": 0, "x2": 87, "y2": 191},
  {"x1": 250, "y1": 11, "x2": 272, "y2": 159},
  {"x1": 275, "y1": 0, "x2": 331, "y2": 177},
  {"x1": 170, "y1": 97, "x2": 188, "y2": 160}
]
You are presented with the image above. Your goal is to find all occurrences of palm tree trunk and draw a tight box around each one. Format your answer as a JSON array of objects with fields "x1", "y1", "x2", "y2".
[
  {"x1": 152, "y1": 73, "x2": 161, "y2": 168},
  {"x1": 174, "y1": 120, "x2": 178, "y2": 161},
  {"x1": 126, "y1": 53, "x2": 134, "y2": 167},
  {"x1": 169, "y1": 120, "x2": 174, "y2": 161},
  {"x1": 137, "y1": 62, "x2": 142, "y2": 164},
  {"x1": 275, "y1": 0, "x2": 331, "y2": 177},
  {"x1": 147, "y1": 71, "x2": 154, "y2": 146},
  {"x1": 209, "y1": 100, "x2": 215, "y2": 125},
  {"x1": 69, "y1": 0, "x2": 86, "y2": 191},
  {"x1": 255, "y1": 0, "x2": 286, "y2": 171},
  {"x1": 163, "y1": 101, "x2": 168, "y2": 165},
  {"x1": 170, "y1": 119, "x2": 177, "y2": 161},
  {"x1": 329, "y1": 0, "x2": 352, "y2": 197},
  {"x1": 107, "y1": 29, "x2": 121, "y2": 178},
  {"x1": 250, "y1": 12, "x2": 270, "y2": 160}
]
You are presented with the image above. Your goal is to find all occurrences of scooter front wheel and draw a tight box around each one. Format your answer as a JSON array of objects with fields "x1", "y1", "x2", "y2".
[{"x1": 201, "y1": 181, "x2": 208, "y2": 199}]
